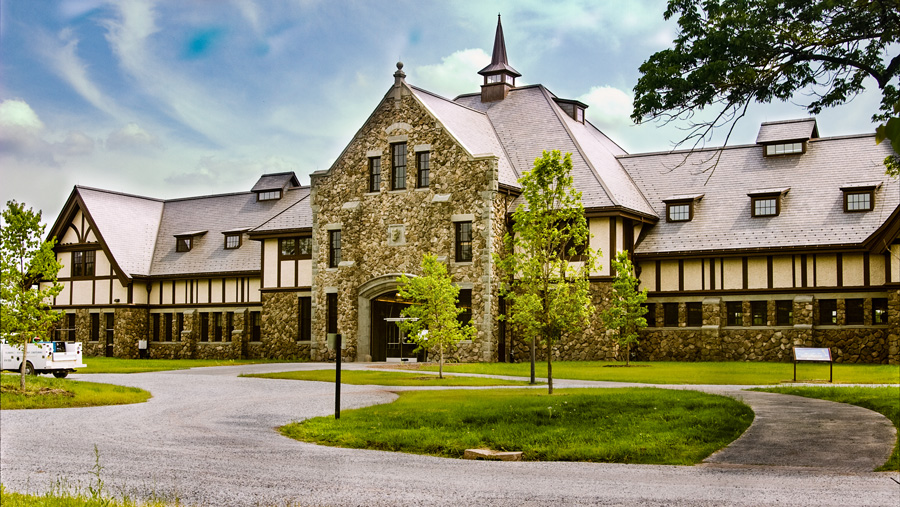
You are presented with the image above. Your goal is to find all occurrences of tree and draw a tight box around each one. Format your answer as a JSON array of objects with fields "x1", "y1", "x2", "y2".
[
  {"x1": 496, "y1": 150, "x2": 598, "y2": 394},
  {"x1": 1, "y1": 201, "x2": 63, "y2": 391},
  {"x1": 632, "y1": 0, "x2": 900, "y2": 176},
  {"x1": 600, "y1": 251, "x2": 648, "y2": 366},
  {"x1": 396, "y1": 254, "x2": 475, "y2": 379}
]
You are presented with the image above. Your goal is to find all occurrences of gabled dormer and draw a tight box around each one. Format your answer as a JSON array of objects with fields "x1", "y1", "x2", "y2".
[
  {"x1": 756, "y1": 118, "x2": 819, "y2": 157},
  {"x1": 553, "y1": 98, "x2": 589, "y2": 123},
  {"x1": 251, "y1": 172, "x2": 301, "y2": 201},
  {"x1": 478, "y1": 15, "x2": 521, "y2": 103}
]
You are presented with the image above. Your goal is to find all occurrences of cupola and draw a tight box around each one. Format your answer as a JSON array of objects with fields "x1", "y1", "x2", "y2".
[{"x1": 478, "y1": 15, "x2": 521, "y2": 103}]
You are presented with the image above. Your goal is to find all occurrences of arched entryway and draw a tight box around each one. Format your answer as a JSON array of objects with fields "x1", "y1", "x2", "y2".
[{"x1": 369, "y1": 291, "x2": 424, "y2": 362}]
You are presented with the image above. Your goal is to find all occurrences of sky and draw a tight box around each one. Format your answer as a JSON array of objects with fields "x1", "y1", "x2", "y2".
[{"x1": 0, "y1": 0, "x2": 888, "y2": 227}]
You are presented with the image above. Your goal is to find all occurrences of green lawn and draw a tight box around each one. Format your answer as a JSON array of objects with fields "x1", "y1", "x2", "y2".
[
  {"x1": 0, "y1": 486, "x2": 176, "y2": 507},
  {"x1": 281, "y1": 388, "x2": 753, "y2": 465},
  {"x1": 755, "y1": 386, "x2": 900, "y2": 472},
  {"x1": 243, "y1": 369, "x2": 538, "y2": 386},
  {"x1": 0, "y1": 373, "x2": 151, "y2": 409},
  {"x1": 417, "y1": 361, "x2": 899, "y2": 385},
  {"x1": 78, "y1": 357, "x2": 302, "y2": 374}
]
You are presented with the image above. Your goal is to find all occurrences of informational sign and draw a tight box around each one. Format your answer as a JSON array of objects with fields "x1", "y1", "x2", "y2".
[{"x1": 793, "y1": 347, "x2": 832, "y2": 362}]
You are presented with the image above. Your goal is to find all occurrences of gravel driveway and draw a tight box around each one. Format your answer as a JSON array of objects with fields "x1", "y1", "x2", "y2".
[{"x1": 1, "y1": 363, "x2": 898, "y2": 506}]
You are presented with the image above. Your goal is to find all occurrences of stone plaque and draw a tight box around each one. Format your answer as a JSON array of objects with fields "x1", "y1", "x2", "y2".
[{"x1": 387, "y1": 224, "x2": 406, "y2": 246}]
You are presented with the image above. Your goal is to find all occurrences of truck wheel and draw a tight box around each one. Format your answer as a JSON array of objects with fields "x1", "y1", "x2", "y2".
[
  {"x1": 24, "y1": 362, "x2": 36, "y2": 376},
  {"x1": 52, "y1": 370, "x2": 69, "y2": 379}
]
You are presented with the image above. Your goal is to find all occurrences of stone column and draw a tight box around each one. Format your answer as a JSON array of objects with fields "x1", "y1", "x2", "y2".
[
  {"x1": 231, "y1": 308, "x2": 247, "y2": 359},
  {"x1": 701, "y1": 297, "x2": 721, "y2": 360},
  {"x1": 182, "y1": 309, "x2": 199, "y2": 359},
  {"x1": 792, "y1": 295, "x2": 814, "y2": 349}
]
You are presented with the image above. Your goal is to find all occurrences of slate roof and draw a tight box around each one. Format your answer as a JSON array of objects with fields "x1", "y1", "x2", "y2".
[
  {"x1": 67, "y1": 175, "x2": 308, "y2": 279},
  {"x1": 251, "y1": 172, "x2": 300, "y2": 192},
  {"x1": 756, "y1": 118, "x2": 819, "y2": 144},
  {"x1": 620, "y1": 134, "x2": 900, "y2": 255},
  {"x1": 454, "y1": 85, "x2": 657, "y2": 217}
]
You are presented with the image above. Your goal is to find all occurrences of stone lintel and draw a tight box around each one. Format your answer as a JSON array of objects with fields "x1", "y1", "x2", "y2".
[
  {"x1": 342, "y1": 201, "x2": 360, "y2": 210},
  {"x1": 794, "y1": 295, "x2": 814, "y2": 303},
  {"x1": 414, "y1": 144, "x2": 432, "y2": 152},
  {"x1": 387, "y1": 134, "x2": 408, "y2": 143},
  {"x1": 451, "y1": 213, "x2": 475, "y2": 222},
  {"x1": 702, "y1": 297, "x2": 721, "y2": 305},
  {"x1": 324, "y1": 222, "x2": 342, "y2": 231},
  {"x1": 385, "y1": 122, "x2": 412, "y2": 134},
  {"x1": 366, "y1": 149, "x2": 382, "y2": 157},
  {"x1": 338, "y1": 260, "x2": 355, "y2": 268},
  {"x1": 432, "y1": 194, "x2": 452, "y2": 203}
]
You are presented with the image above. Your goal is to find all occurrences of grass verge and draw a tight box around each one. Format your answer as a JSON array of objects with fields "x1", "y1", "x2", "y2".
[
  {"x1": 281, "y1": 388, "x2": 753, "y2": 464},
  {"x1": 416, "y1": 361, "x2": 899, "y2": 385},
  {"x1": 78, "y1": 357, "x2": 303, "y2": 374},
  {"x1": 0, "y1": 486, "x2": 175, "y2": 507},
  {"x1": 0, "y1": 373, "x2": 150, "y2": 409},
  {"x1": 754, "y1": 386, "x2": 900, "y2": 473},
  {"x1": 243, "y1": 369, "x2": 537, "y2": 386}
]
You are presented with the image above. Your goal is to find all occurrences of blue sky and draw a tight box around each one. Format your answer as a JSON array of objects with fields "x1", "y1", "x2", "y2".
[{"x1": 0, "y1": 0, "x2": 887, "y2": 225}]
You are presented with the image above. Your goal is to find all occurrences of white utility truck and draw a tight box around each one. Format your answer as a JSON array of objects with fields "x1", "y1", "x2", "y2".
[{"x1": 1, "y1": 339, "x2": 86, "y2": 378}]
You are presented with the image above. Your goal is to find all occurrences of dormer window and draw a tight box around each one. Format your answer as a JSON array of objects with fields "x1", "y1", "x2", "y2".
[
  {"x1": 554, "y1": 98, "x2": 588, "y2": 124},
  {"x1": 174, "y1": 230, "x2": 207, "y2": 252},
  {"x1": 224, "y1": 234, "x2": 240, "y2": 249},
  {"x1": 662, "y1": 194, "x2": 703, "y2": 222},
  {"x1": 256, "y1": 190, "x2": 281, "y2": 201},
  {"x1": 756, "y1": 118, "x2": 818, "y2": 157},
  {"x1": 765, "y1": 142, "x2": 805, "y2": 156},
  {"x1": 841, "y1": 182, "x2": 881, "y2": 212},
  {"x1": 748, "y1": 188, "x2": 789, "y2": 217}
]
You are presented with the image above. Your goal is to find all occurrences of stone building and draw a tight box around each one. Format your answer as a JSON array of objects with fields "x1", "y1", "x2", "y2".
[{"x1": 45, "y1": 18, "x2": 899, "y2": 364}]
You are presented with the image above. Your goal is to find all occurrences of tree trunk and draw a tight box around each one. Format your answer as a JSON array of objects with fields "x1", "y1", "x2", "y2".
[
  {"x1": 626, "y1": 342, "x2": 630, "y2": 367},
  {"x1": 547, "y1": 346, "x2": 553, "y2": 394},
  {"x1": 439, "y1": 345, "x2": 444, "y2": 379},
  {"x1": 530, "y1": 338, "x2": 536, "y2": 384},
  {"x1": 19, "y1": 342, "x2": 28, "y2": 392}
]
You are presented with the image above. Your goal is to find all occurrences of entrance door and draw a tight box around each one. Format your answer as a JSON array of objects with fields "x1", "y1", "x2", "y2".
[
  {"x1": 104, "y1": 313, "x2": 115, "y2": 357},
  {"x1": 370, "y1": 292, "x2": 423, "y2": 362}
]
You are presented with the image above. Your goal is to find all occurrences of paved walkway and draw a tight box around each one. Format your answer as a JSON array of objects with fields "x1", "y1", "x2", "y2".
[{"x1": 1, "y1": 362, "x2": 897, "y2": 506}]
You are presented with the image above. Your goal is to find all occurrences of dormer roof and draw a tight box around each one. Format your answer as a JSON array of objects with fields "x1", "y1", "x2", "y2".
[
  {"x1": 251, "y1": 172, "x2": 300, "y2": 193},
  {"x1": 756, "y1": 118, "x2": 819, "y2": 144}
]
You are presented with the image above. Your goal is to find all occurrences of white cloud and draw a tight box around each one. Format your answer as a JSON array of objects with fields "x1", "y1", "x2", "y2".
[
  {"x1": 0, "y1": 99, "x2": 45, "y2": 131},
  {"x1": 0, "y1": 99, "x2": 54, "y2": 163},
  {"x1": 577, "y1": 85, "x2": 635, "y2": 129},
  {"x1": 106, "y1": 122, "x2": 161, "y2": 151},
  {"x1": 56, "y1": 131, "x2": 96, "y2": 156},
  {"x1": 165, "y1": 155, "x2": 296, "y2": 188},
  {"x1": 412, "y1": 49, "x2": 491, "y2": 99}
]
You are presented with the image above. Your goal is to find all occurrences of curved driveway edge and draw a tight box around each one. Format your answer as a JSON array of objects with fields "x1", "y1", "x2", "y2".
[{"x1": 1, "y1": 363, "x2": 898, "y2": 507}]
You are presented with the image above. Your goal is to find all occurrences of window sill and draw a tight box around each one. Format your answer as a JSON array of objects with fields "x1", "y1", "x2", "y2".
[
  {"x1": 451, "y1": 261, "x2": 473, "y2": 267},
  {"x1": 296, "y1": 340, "x2": 313, "y2": 344},
  {"x1": 415, "y1": 187, "x2": 430, "y2": 192},
  {"x1": 388, "y1": 189, "x2": 407, "y2": 194},
  {"x1": 364, "y1": 191, "x2": 380, "y2": 196}
]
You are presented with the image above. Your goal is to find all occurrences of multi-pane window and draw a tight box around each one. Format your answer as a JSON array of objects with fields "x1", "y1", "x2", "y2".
[
  {"x1": 328, "y1": 230, "x2": 341, "y2": 268},
  {"x1": 845, "y1": 299, "x2": 864, "y2": 325},
  {"x1": 213, "y1": 312, "x2": 223, "y2": 341},
  {"x1": 298, "y1": 296, "x2": 312, "y2": 341},
  {"x1": 72, "y1": 250, "x2": 95, "y2": 277},
  {"x1": 455, "y1": 222, "x2": 473, "y2": 262},
  {"x1": 256, "y1": 190, "x2": 281, "y2": 201},
  {"x1": 417, "y1": 151, "x2": 430, "y2": 188},
  {"x1": 326, "y1": 293, "x2": 338, "y2": 334},
  {"x1": 152, "y1": 314, "x2": 161, "y2": 342},
  {"x1": 176, "y1": 237, "x2": 192, "y2": 252},
  {"x1": 753, "y1": 197, "x2": 778, "y2": 217},
  {"x1": 726, "y1": 301, "x2": 743, "y2": 326},
  {"x1": 369, "y1": 157, "x2": 381, "y2": 192},
  {"x1": 818, "y1": 299, "x2": 837, "y2": 325},
  {"x1": 164, "y1": 313, "x2": 173, "y2": 341},
  {"x1": 280, "y1": 237, "x2": 312, "y2": 259},
  {"x1": 845, "y1": 191, "x2": 873, "y2": 212},
  {"x1": 200, "y1": 313, "x2": 209, "y2": 342},
  {"x1": 776, "y1": 300, "x2": 793, "y2": 326},
  {"x1": 224, "y1": 234, "x2": 241, "y2": 250},
  {"x1": 391, "y1": 142, "x2": 407, "y2": 190},
  {"x1": 250, "y1": 311, "x2": 261, "y2": 341},
  {"x1": 750, "y1": 301, "x2": 767, "y2": 326},
  {"x1": 176, "y1": 313, "x2": 184, "y2": 342},
  {"x1": 872, "y1": 298, "x2": 888, "y2": 324},
  {"x1": 765, "y1": 143, "x2": 803, "y2": 156},
  {"x1": 90, "y1": 313, "x2": 100, "y2": 342},
  {"x1": 55, "y1": 313, "x2": 76, "y2": 342},
  {"x1": 226, "y1": 312, "x2": 234, "y2": 342},
  {"x1": 457, "y1": 289, "x2": 473, "y2": 326},
  {"x1": 686, "y1": 302, "x2": 702, "y2": 327},
  {"x1": 663, "y1": 303, "x2": 679, "y2": 327},
  {"x1": 642, "y1": 303, "x2": 656, "y2": 327},
  {"x1": 667, "y1": 203, "x2": 691, "y2": 222}
]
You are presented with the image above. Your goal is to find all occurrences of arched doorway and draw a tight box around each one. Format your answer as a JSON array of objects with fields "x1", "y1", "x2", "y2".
[{"x1": 370, "y1": 291, "x2": 424, "y2": 362}]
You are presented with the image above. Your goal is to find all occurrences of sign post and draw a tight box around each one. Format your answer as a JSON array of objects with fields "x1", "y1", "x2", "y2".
[
  {"x1": 792, "y1": 347, "x2": 833, "y2": 382},
  {"x1": 328, "y1": 333, "x2": 342, "y2": 419}
]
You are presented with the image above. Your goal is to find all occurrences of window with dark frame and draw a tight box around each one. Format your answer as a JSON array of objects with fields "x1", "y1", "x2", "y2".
[
  {"x1": 457, "y1": 289, "x2": 473, "y2": 326},
  {"x1": 250, "y1": 311, "x2": 261, "y2": 341},
  {"x1": 256, "y1": 190, "x2": 281, "y2": 201},
  {"x1": 200, "y1": 313, "x2": 209, "y2": 342},
  {"x1": 280, "y1": 237, "x2": 312, "y2": 260},
  {"x1": 369, "y1": 157, "x2": 381, "y2": 192},
  {"x1": 328, "y1": 230, "x2": 341, "y2": 268},
  {"x1": 455, "y1": 222, "x2": 473, "y2": 262},
  {"x1": 667, "y1": 203, "x2": 691, "y2": 222},
  {"x1": 55, "y1": 313, "x2": 77, "y2": 341},
  {"x1": 776, "y1": 300, "x2": 793, "y2": 326},
  {"x1": 152, "y1": 314, "x2": 161, "y2": 342},
  {"x1": 176, "y1": 237, "x2": 192, "y2": 252},
  {"x1": 750, "y1": 301, "x2": 767, "y2": 326},
  {"x1": 213, "y1": 312, "x2": 223, "y2": 341},
  {"x1": 416, "y1": 151, "x2": 430, "y2": 188},
  {"x1": 872, "y1": 298, "x2": 888, "y2": 324},
  {"x1": 226, "y1": 312, "x2": 234, "y2": 342},
  {"x1": 224, "y1": 234, "x2": 241, "y2": 250},
  {"x1": 845, "y1": 298, "x2": 864, "y2": 325},
  {"x1": 844, "y1": 191, "x2": 873, "y2": 212},
  {"x1": 176, "y1": 313, "x2": 184, "y2": 342},
  {"x1": 72, "y1": 250, "x2": 96, "y2": 277},
  {"x1": 642, "y1": 303, "x2": 656, "y2": 327},
  {"x1": 391, "y1": 142, "x2": 407, "y2": 190},
  {"x1": 686, "y1": 302, "x2": 702, "y2": 327},
  {"x1": 818, "y1": 299, "x2": 837, "y2": 325},
  {"x1": 752, "y1": 197, "x2": 779, "y2": 217},
  {"x1": 726, "y1": 301, "x2": 743, "y2": 326},
  {"x1": 298, "y1": 296, "x2": 312, "y2": 341},
  {"x1": 663, "y1": 303, "x2": 679, "y2": 327},
  {"x1": 764, "y1": 142, "x2": 804, "y2": 156},
  {"x1": 326, "y1": 293, "x2": 338, "y2": 334},
  {"x1": 164, "y1": 313, "x2": 173, "y2": 341},
  {"x1": 90, "y1": 313, "x2": 100, "y2": 342},
  {"x1": 105, "y1": 314, "x2": 114, "y2": 346}
]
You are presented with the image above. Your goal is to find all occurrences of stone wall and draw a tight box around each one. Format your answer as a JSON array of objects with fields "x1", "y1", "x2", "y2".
[
  {"x1": 113, "y1": 307, "x2": 147, "y2": 359},
  {"x1": 261, "y1": 293, "x2": 312, "y2": 359}
]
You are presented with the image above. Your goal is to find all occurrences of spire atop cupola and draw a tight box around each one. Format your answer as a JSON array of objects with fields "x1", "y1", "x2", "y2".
[{"x1": 478, "y1": 14, "x2": 520, "y2": 103}]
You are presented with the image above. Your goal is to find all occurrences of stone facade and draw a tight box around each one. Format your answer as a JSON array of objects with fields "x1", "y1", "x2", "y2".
[{"x1": 261, "y1": 292, "x2": 312, "y2": 359}]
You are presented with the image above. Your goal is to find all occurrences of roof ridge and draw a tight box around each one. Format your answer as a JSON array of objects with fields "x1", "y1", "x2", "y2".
[
  {"x1": 250, "y1": 190, "x2": 311, "y2": 232},
  {"x1": 409, "y1": 84, "x2": 488, "y2": 116},
  {"x1": 75, "y1": 185, "x2": 165, "y2": 202}
]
